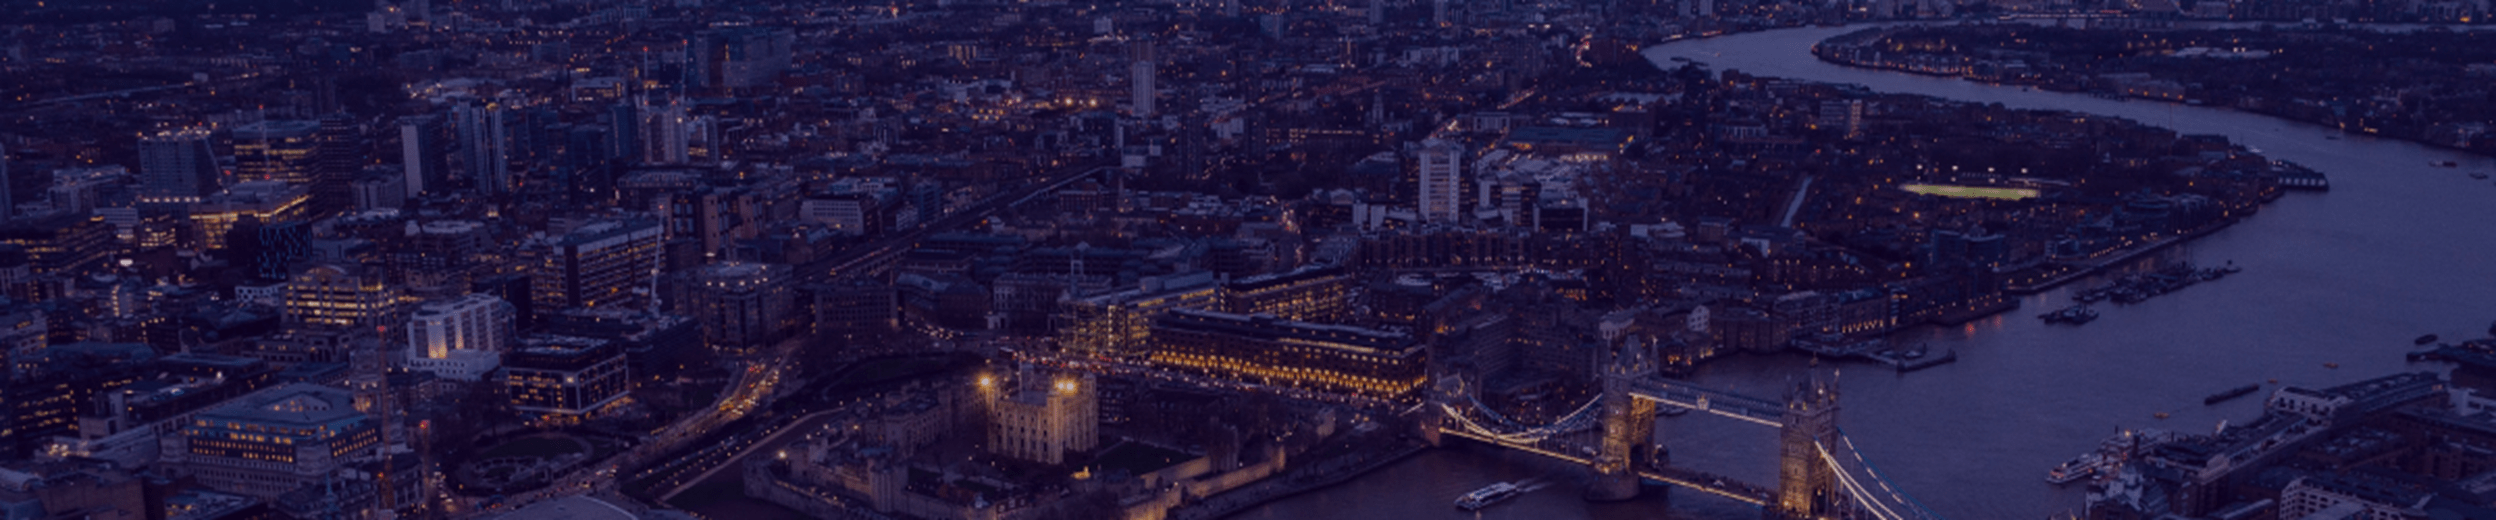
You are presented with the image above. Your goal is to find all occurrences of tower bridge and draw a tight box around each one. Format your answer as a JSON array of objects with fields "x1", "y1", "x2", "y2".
[{"x1": 1424, "y1": 339, "x2": 1945, "y2": 520}]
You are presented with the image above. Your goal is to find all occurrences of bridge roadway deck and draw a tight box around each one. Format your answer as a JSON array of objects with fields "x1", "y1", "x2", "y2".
[
  {"x1": 1437, "y1": 429, "x2": 1771, "y2": 506},
  {"x1": 1619, "y1": 379, "x2": 1788, "y2": 427}
]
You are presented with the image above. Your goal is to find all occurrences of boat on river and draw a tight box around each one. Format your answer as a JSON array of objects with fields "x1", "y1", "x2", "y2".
[
  {"x1": 1455, "y1": 482, "x2": 1523, "y2": 510},
  {"x1": 2040, "y1": 305, "x2": 2099, "y2": 324},
  {"x1": 2072, "y1": 287, "x2": 2106, "y2": 303},
  {"x1": 2045, "y1": 454, "x2": 2101, "y2": 484}
]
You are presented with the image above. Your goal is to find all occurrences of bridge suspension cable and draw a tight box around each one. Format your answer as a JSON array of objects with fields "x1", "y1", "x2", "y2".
[
  {"x1": 1836, "y1": 430, "x2": 1947, "y2": 520},
  {"x1": 1816, "y1": 430, "x2": 1947, "y2": 520},
  {"x1": 1436, "y1": 395, "x2": 1604, "y2": 444}
]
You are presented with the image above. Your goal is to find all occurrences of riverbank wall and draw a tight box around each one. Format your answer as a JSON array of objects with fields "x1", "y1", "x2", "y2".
[
  {"x1": 1806, "y1": 26, "x2": 2496, "y2": 157},
  {"x1": 1165, "y1": 443, "x2": 1428, "y2": 520}
]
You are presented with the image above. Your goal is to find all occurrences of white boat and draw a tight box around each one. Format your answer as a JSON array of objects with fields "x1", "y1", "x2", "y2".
[
  {"x1": 2045, "y1": 454, "x2": 2101, "y2": 484},
  {"x1": 1455, "y1": 482, "x2": 1524, "y2": 510}
]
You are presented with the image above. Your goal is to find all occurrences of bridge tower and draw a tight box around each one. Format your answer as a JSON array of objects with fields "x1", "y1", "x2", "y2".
[
  {"x1": 1774, "y1": 374, "x2": 1840, "y2": 519},
  {"x1": 1587, "y1": 336, "x2": 1658, "y2": 501},
  {"x1": 1418, "y1": 370, "x2": 1470, "y2": 448}
]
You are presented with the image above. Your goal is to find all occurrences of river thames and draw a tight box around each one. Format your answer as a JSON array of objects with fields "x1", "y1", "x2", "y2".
[{"x1": 1230, "y1": 24, "x2": 2496, "y2": 520}]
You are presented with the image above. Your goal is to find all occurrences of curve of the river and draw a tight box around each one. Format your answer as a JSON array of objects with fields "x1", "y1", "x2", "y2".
[{"x1": 1232, "y1": 24, "x2": 2496, "y2": 520}]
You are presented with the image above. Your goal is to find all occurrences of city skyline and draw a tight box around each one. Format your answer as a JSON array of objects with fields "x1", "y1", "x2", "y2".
[{"x1": 0, "y1": 1, "x2": 2491, "y2": 520}]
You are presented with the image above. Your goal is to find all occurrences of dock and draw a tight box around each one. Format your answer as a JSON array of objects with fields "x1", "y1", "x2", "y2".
[
  {"x1": 1796, "y1": 340, "x2": 1959, "y2": 373},
  {"x1": 1876, "y1": 349, "x2": 1960, "y2": 372},
  {"x1": 2005, "y1": 221, "x2": 2234, "y2": 294}
]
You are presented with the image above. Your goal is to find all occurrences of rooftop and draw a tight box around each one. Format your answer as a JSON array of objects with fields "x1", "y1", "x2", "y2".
[
  {"x1": 229, "y1": 120, "x2": 321, "y2": 138},
  {"x1": 1227, "y1": 264, "x2": 1348, "y2": 292},
  {"x1": 196, "y1": 383, "x2": 364, "y2": 428},
  {"x1": 2293, "y1": 471, "x2": 2433, "y2": 511},
  {"x1": 554, "y1": 218, "x2": 661, "y2": 247},
  {"x1": 203, "y1": 180, "x2": 309, "y2": 206},
  {"x1": 1157, "y1": 308, "x2": 1416, "y2": 356}
]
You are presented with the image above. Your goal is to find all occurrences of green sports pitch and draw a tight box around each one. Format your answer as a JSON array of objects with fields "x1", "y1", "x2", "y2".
[{"x1": 1900, "y1": 184, "x2": 2040, "y2": 200}]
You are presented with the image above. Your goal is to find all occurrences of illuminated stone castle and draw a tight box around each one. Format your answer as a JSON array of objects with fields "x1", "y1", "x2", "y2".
[{"x1": 978, "y1": 368, "x2": 1096, "y2": 465}]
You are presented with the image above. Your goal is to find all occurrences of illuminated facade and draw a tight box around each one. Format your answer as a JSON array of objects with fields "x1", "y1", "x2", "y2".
[
  {"x1": 1416, "y1": 139, "x2": 1462, "y2": 223},
  {"x1": 979, "y1": 369, "x2": 1097, "y2": 465},
  {"x1": 686, "y1": 262, "x2": 794, "y2": 351},
  {"x1": 1776, "y1": 378, "x2": 1840, "y2": 518},
  {"x1": 1223, "y1": 264, "x2": 1353, "y2": 323},
  {"x1": 161, "y1": 384, "x2": 379, "y2": 499},
  {"x1": 230, "y1": 120, "x2": 322, "y2": 185},
  {"x1": 503, "y1": 336, "x2": 629, "y2": 416},
  {"x1": 0, "y1": 213, "x2": 116, "y2": 274},
  {"x1": 0, "y1": 308, "x2": 44, "y2": 373},
  {"x1": 404, "y1": 293, "x2": 514, "y2": 381},
  {"x1": 532, "y1": 219, "x2": 663, "y2": 312},
  {"x1": 1816, "y1": 99, "x2": 1864, "y2": 138},
  {"x1": 282, "y1": 265, "x2": 402, "y2": 331},
  {"x1": 801, "y1": 194, "x2": 880, "y2": 237},
  {"x1": 1352, "y1": 228, "x2": 1532, "y2": 270},
  {"x1": 311, "y1": 115, "x2": 360, "y2": 216},
  {"x1": 452, "y1": 101, "x2": 509, "y2": 195},
  {"x1": 5, "y1": 343, "x2": 147, "y2": 457},
  {"x1": 138, "y1": 128, "x2": 222, "y2": 205},
  {"x1": 239, "y1": 330, "x2": 361, "y2": 365},
  {"x1": 1056, "y1": 273, "x2": 1221, "y2": 359},
  {"x1": 188, "y1": 181, "x2": 311, "y2": 250},
  {"x1": 1148, "y1": 309, "x2": 1426, "y2": 399},
  {"x1": 654, "y1": 185, "x2": 759, "y2": 259},
  {"x1": 639, "y1": 100, "x2": 694, "y2": 164},
  {"x1": 50, "y1": 353, "x2": 277, "y2": 469},
  {"x1": 814, "y1": 277, "x2": 896, "y2": 338}
]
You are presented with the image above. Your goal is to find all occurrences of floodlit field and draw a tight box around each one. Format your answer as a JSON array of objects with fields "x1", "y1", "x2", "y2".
[{"x1": 1900, "y1": 184, "x2": 2040, "y2": 200}]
